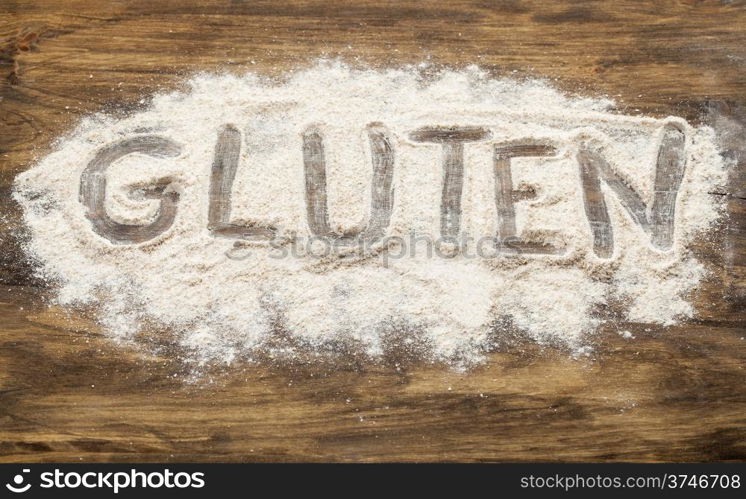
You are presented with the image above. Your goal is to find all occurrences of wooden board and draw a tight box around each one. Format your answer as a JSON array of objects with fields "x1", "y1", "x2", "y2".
[{"x1": 1, "y1": 0, "x2": 745, "y2": 462}]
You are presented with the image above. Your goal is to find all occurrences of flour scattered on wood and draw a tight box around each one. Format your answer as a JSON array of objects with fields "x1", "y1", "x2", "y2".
[{"x1": 14, "y1": 62, "x2": 727, "y2": 369}]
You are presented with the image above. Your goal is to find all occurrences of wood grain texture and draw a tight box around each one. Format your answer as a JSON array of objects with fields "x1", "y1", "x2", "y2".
[{"x1": 1, "y1": 0, "x2": 745, "y2": 462}]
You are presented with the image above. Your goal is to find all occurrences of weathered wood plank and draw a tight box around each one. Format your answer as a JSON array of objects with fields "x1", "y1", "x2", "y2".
[{"x1": 1, "y1": 0, "x2": 744, "y2": 462}]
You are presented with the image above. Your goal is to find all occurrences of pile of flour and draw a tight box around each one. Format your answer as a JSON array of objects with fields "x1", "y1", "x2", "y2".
[{"x1": 14, "y1": 62, "x2": 727, "y2": 368}]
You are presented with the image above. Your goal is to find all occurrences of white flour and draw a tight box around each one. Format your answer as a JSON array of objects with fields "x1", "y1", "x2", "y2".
[{"x1": 14, "y1": 62, "x2": 727, "y2": 368}]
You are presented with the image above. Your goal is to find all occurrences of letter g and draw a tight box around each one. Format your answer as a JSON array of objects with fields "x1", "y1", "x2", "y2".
[{"x1": 79, "y1": 135, "x2": 181, "y2": 244}]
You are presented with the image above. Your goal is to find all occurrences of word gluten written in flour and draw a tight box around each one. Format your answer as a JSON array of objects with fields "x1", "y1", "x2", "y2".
[
  {"x1": 16, "y1": 67, "x2": 726, "y2": 363},
  {"x1": 79, "y1": 122, "x2": 686, "y2": 258}
]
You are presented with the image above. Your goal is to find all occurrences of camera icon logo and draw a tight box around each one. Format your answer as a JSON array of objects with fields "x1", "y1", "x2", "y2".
[{"x1": 5, "y1": 469, "x2": 31, "y2": 493}]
